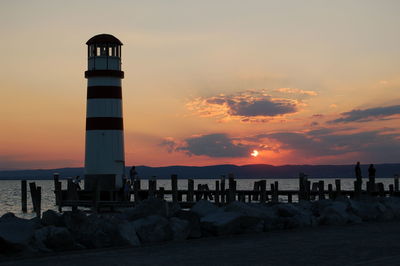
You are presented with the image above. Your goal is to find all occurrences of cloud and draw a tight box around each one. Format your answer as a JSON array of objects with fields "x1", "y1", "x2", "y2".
[
  {"x1": 254, "y1": 128, "x2": 400, "y2": 161},
  {"x1": 329, "y1": 105, "x2": 400, "y2": 123},
  {"x1": 273, "y1": 88, "x2": 318, "y2": 96},
  {"x1": 186, "y1": 89, "x2": 305, "y2": 123},
  {"x1": 161, "y1": 126, "x2": 400, "y2": 163},
  {"x1": 161, "y1": 134, "x2": 255, "y2": 158},
  {"x1": 159, "y1": 137, "x2": 179, "y2": 153}
]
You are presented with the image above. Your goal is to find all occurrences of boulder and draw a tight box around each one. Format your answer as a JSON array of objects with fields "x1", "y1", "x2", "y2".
[
  {"x1": 124, "y1": 198, "x2": 179, "y2": 221},
  {"x1": 200, "y1": 211, "x2": 243, "y2": 236},
  {"x1": 0, "y1": 216, "x2": 41, "y2": 253},
  {"x1": 319, "y1": 201, "x2": 361, "y2": 225},
  {"x1": 273, "y1": 203, "x2": 315, "y2": 229},
  {"x1": 133, "y1": 215, "x2": 172, "y2": 243},
  {"x1": 348, "y1": 199, "x2": 391, "y2": 221},
  {"x1": 34, "y1": 226, "x2": 75, "y2": 251},
  {"x1": 42, "y1": 210, "x2": 63, "y2": 227},
  {"x1": 65, "y1": 213, "x2": 132, "y2": 248},
  {"x1": 62, "y1": 210, "x2": 89, "y2": 233},
  {"x1": 117, "y1": 222, "x2": 140, "y2": 246},
  {"x1": 174, "y1": 210, "x2": 201, "y2": 238},
  {"x1": 169, "y1": 217, "x2": 190, "y2": 241},
  {"x1": 225, "y1": 201, "x2": 275, "y2": 220},
  {"x1": 0, "y1": 212, "x2": 16, "y2": 220},
  {"x1": 380, "y1": 197, "x2": 400, "y2": 218},
  {"x1": 191, "y1": 200, "x2": 221, "y2": 218}
]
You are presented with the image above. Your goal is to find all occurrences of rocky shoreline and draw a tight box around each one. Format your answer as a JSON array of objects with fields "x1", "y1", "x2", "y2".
[{"x1": 2, "y1": 196, "x2": 400, "y2": 257}]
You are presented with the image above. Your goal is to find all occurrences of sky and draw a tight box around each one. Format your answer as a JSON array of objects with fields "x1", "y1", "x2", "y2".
[{"x1": 1, "y1": 0, "x2": 400, "y2": 170}]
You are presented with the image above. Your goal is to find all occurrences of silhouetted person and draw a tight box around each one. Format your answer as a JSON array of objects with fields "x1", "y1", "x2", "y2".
[
  {"x1": 129, "y1": 166, "x2": 137, "y2": 182},
  {"x1": 73, "y1": 175, "x2": 81, "y2": 191},
  {"x1": 368, "y1": 164, "x2": 376, "y2": 190},
  {"x1": 123, "y1": 180, "x2": 131, "y2": 201},
  {"x1": 355, "y1": 162, "x2": 362, "y2": 180},
  {"x1": 368, "y1": 164, "x2": 376, "y2": 178}
]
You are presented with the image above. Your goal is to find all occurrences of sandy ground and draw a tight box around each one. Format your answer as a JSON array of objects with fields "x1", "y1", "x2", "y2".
[{"x1": 2, "y1": 220, "x2": 400, "y2": 266}]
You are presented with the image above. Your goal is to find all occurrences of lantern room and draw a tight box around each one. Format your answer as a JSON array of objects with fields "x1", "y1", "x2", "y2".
[{"x1": 86, "y1": 34, "x2": 123, "y2": 71}]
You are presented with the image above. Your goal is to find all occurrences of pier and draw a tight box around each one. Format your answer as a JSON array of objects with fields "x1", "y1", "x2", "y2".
[{"x1": 43, "y1": 173, "x2": 400, "y2": 213}]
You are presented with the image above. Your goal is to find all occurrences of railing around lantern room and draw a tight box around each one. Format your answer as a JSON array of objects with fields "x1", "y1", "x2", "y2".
[{"x1": 87, "y1": 44, "x2": 122, "y2": 71}]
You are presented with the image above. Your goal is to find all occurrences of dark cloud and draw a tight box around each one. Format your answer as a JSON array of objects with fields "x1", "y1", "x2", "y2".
[
  {"x1": 257, "y1": 129, "x2": 400, "y2": 161},
  {"x1": 329, "y1": 105, "x2": 400, "y2": 123},
  {"x1": 159, "y1": 138, "x2": 178, "y2": 153},
  {"x1": 227, "y1": 98, "x2": 297, "y2": 117},
  {"x1": 178, "y1": 133, "x2": 254, "y2": 158},
  {"x1": 186, "y1": 90, "x2": 302, "y2": 122}
]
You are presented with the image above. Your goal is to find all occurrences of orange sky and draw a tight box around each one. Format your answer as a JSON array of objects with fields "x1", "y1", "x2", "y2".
[{"x1": 1, "y1": 1, "x2": 400, "y2": 169}]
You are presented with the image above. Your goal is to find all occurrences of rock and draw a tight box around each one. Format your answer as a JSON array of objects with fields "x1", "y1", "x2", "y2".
[
  {"x1": 124, "y1": 198, "x2": 178, "y2": 221},
  {"x1": 169, "y1": 217, "x2": 190, "y2": 241},
  {"x1": 225, "y1": 201, "x2": 275, "y2": 219},
  {"x1": 117, "y1": 222, "x2": 140, "y2": 246},
  {"x1": 191, "y1": 200, "x2": 221, "y2": 218},
  {"x1": 62, "y1": 210, "x2": 89, "y2": 233},
  {"x1": 42, "y1": 210, "x2": 63, "y2": 227},
  {"x1": 318, "y1": 201, "x2": 362, "y2": 225},
  {"x1": 200, "y1": 211, "x2": 243, "y2": 236},
  {"x1": 0, "y1": 216, "x2": 40, "y2": 253},
  {"x1": 64, "y1": 213, "x2": 132, "y2": 249},
  {"x1": 1, "y1": 212, "x2": 16, "y2": 220},
  {"x1": 380, "y1": 197, "x2": 400, "y2": 218},
  {"x1": 274, "y1": 203, "x2": 302, "y2": 217},
  {"x1": 347, "y1": 199, "x2": 390, "y2": 221},
  {"x1": 133, "y1": 215, "x2": 172, "y2": 243},
  {"x1": 174, "y1": 210, "x2": 202, "y2": 238},
  {"x1": 34, "y1": 226, "x2": 75, "y2": 251},
  {"x1": 273, "y1": 203, "x2": 315, "y2": 229}
]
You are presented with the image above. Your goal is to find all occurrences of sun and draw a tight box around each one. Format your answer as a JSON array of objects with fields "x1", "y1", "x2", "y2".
[{"x1": 250, "y1": 150, "x2": 259, "y2": 157}]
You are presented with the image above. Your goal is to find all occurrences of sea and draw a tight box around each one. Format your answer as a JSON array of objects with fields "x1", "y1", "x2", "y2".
[{"x1": 0, "y1": 178, "x2": 395, "y2": 218}]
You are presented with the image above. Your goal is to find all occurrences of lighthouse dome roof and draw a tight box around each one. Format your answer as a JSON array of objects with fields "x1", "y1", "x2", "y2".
[{"x1": 86, "y1": 34, "x2": 123, "y2": 45}]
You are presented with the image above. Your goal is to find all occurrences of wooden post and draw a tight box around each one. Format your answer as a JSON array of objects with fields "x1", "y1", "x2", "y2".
[
  {"x1": 148, "y1": 178, "x2": 156, "y2": 198},
  {"x1": 158, "y1": 187, "x2": 165, "y2": 199},
  {"x1": 196, "y1": 184, "x2": 202, "y2": 201},
  {"x1": 188, "y1": 179, "x2": 194, "y2": 202},
  {"x1": 253, "y1": 181, "x2": 260, "y2": 201},
  {"x1": 215, "y1": 180, "x2": 220, "y2": 205},
  {"x1": 220, "y1": 176, "x2": 226, "y2": 204},
  {"x1": 36, "y1": 186, "x2": 41, "y2": 218},
  {"x1": 327, "y1": 184, "x2": 333, "y2": 199},
  {"x1": 270, "y1": 183, "x2": 277, "y2": 202},
  {"x1": 378, "y1": 183, "x2": 385, "y2": 197},
  {"x1": 306, "y1": 180, "x2": 311, "y2": 201},
  {"x1": 394, "y1": 175, "x2": 399, "y2": 192},
  {"x1": 299, "y1": 173, "x2": 305, "y2": 201},
  {"x1": 228, "y1": 174, "x2": 235, "y2": 203},
  {"x1": 288, "y1": 193, "x2": 292, "y2": 203},
  {"x1": 260, "y1": 180, "x2": 266, "y2": 203},
  {"x1": 21, "y1": 180, "x2": 27, "y2": 213},
  {"x1": 29, "y1": 182, "x2": 38, "y2": 213},
  {"x1": 389, "y1": 184, "x2": 394, "y2": 196},
  {"x1": 53, "y1": 173, "x2": 59, "y2": 191},
  {"x1": 311, "y1": 182, "x2": 318, "y2": 200},
  {"x1": 318, "y1": 181, "x2": 325, "y2": 200},
  {"x1": 171, "y1": 174, "x2": 178, "y2": 203},
  {"x1": 335, "y1": 179, "x2": 341, "y2": 198},
  {"x1": 133, "y1": 180, "x2": 140, "y2": 202},
  {"x1": 273, "y1": 181, "x2": 279, "y2": 202}
]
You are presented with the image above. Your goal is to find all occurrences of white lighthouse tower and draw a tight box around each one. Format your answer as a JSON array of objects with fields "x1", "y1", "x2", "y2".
[{"x1": 84, "y1": 34, "x2": 125, "y2": 190}]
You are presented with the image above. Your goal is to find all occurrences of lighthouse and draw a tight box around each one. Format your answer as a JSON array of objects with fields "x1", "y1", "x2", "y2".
[{"x1": 84, "y1": 34, "x2": 125, "y2": 190}]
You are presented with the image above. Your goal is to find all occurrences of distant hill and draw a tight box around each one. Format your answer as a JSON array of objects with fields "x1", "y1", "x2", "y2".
[{"x1": 0, "y1": 164, "x2": 399, "y2": 179}]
